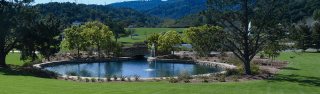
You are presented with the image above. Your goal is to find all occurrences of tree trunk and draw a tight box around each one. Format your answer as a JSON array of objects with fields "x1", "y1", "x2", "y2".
[
  {"x1": 244, "y1": 61, "x2": 252, "y2": 75},
  {"x1": 0, "y1": 54, "x2": 7, "y2": 67},
  {"x1": 115, "y1": 38, "x2": 118, "y2": 42},
  {"x1": 77, "y1": 45, "x2": 80, "y2": 59},
  {"x1": 98, "y1": 43, "x2": 100, "y2": 58}
]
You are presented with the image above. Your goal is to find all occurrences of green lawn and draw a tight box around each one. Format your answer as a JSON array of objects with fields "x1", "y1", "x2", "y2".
[
  {"x1": 116, "y1": 28, "x2": 188, "y2": 45},
  {"x1": 1, "y1": 52, "x2": 320, "y2": 93}
]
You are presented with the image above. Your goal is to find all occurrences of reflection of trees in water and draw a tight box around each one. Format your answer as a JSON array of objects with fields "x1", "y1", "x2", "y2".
[
  {"x1": 149, "y1": 62, "x2": 178, "y2": 77},
  {"x1": 104, "y1": 61, "x2": 123, "y2": 77}
]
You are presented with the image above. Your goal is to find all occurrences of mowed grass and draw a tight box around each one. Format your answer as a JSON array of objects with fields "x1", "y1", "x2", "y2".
[
  {"x1": 1, "y1": 52, "x2": 320, "y2": 93},
  {"x1": 116, "y1": 28, "x2": 188, "y2": 45}
]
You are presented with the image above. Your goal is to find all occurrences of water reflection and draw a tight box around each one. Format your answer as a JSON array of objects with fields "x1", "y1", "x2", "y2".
[{"x1": 44, "y1": 60, "x2": 223, "y2": 78}]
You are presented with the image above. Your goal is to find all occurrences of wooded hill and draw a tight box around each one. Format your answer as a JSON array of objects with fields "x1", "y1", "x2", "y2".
[
  {"x1": 36, "y1": 2, "x2": 163, "y2": 27},
  {"x1": 109, "y1": 0, "x2": 178, "y2": 11}
]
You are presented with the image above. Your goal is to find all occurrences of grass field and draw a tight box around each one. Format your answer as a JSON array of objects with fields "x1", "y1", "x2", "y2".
[
  {"x1": 117, "y1": 28, "x2": 188, "y2": 45},
  {"x1": 1, "y1": 52, "x2": 320, "y2": 93}
]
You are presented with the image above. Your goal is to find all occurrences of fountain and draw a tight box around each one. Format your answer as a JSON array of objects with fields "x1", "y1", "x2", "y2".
[{"x1": 147, "y1": 44, "x2": 156, "y2": 62}]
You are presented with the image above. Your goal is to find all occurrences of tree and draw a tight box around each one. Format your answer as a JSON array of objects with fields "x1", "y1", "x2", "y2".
[
  {"x1": 295, "y1": 23, "x2": 313, "y2": 51},
  {"x1": 0, "y1": 0, "x2": 63, "y2": 67},
  {"x1": 183, "y1": 24, "x2": 225, "y2": 57},
  {"x1": 312, "y1": 9, "x2": 320, "y2": 20},
  {"x1": 147, "y1": 33, "x2": 162, "y2": 52},
  {"x1": 65, "y1": 25, "x2": 90, "y2": 58},
  {"x1": 127, "y1": 28, "x2": 135, "y2": 39},
  {"x1": 205, "y1": 0, "x2": 288, "y2": 74},
  {"x1": 82, "y1": 21, "x2": 113, "y2": 57},
  {"x1": 158, "y1": 31, "x2": 182, "y2": 54},
  {"x1": 312, "y1": 18, "x2": 320, "y2": 51},
  {"x1": 105, "y1": 21, "x2": 126, "y2": 42},
  {"x1": 263, "y1": 40, "x2": 285, "y2": 66}
]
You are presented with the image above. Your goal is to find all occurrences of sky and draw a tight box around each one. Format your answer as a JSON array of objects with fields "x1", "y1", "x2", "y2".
[{"x1": 31, "y1": 0, "x2": 138, "y2": 5}]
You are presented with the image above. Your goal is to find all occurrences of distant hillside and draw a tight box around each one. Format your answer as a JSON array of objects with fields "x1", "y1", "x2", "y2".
[
  {"x1": 37, "y1": 2, "x2": 163, "y2": 27},
  {"x1": 141, "y1": 0, "x2": 207, "y2": 20},
  {"x1": 109, "y1": 0, "x2": 178, "y2": 11}
]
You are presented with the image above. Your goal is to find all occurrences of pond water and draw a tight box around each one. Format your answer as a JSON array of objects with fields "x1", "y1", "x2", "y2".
[{"x1": 44, "y1": 60, "x2": 224, "y2": 78}]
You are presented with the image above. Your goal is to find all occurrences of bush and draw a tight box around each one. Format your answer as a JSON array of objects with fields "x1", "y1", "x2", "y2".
[
  {"x1": 219, "y1": 78, "x2": 226, "y2": 82},
  {"x1": 77, "y1": 76, "x2": 81, "y2": 80},
  {"x1": 22, "y1": 59, "x2": 43, "y2": 67},
  {"x1": 203, "y1": 78, "x2": 208, "y2": 83},
  {"x1": 133, "y1": 41, "x2": 147, "y2": 46},
  {"x1": 65, "y1": 77, "x2": 68, "y2": 80},
  {"x1": 106, "y1": 74, "x2": 111, "y2": 81},
  {"x1": 260, "y1": 53, "x2": 264, "y2": 58},
  {"x1": 168, "y1": 77, "x2": 178, "y2": 83},
  {"x1": 180, "y1": 46, "x2": 188, "y2": 51},
  {"x1": 183, "y1": 79, "x2": 190, "y2": 83},
  {"x1": 232, "y1": 62, "x2": 260, "y2": 75},
  {"x1": 177, "y1": 70, "x2": 191, "y2": 81},
  {"x1": 120, "y1": 75, "x2": 125, "y2": 81},
  {"x1": 113, "y1": 74, "x2": 118, "y2": 81},
  {"x1": 71, "y1": 77, "x2": 74, "y2": 80},
  {"x1": 85, "y1": 78, "x2": 89, "y2": 82},
  {"x1": 98, "y1": 78, "x2": 103, "y2": 81},
  {"x1": 134, "y1": 74, "x2": 140, "y2": 81},
  {"x1": 160, "y1": 77, "x2": 163, "y2": 80},
  {"x1": 127, "y1": 76, "x2": 131, "y2": 82},
  {"x1": 91, "y1": 78, "x2": 96, "y2": 82}
]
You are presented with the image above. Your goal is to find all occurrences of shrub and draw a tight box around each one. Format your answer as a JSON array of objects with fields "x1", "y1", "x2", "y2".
[
  {"x1": 71, "y1": 77, "x2": 74, "y2": 80},
  {"x1": 77, "y1": 76, "x2": 81, "y2": 80},
  {"x1": 166, "y1": 76, "x2": 169, "y2": 80},
  {"x1": 203, "y1": 78, "x2": 208, "y2": 83},
  {"x1": 260, "y1": 53, "x2": 264, "y2": 58},
  {"x1": 214, "y1": 60, "x2": 217, "y2": 62},
  {"x1": 133, "y1": 41, "x2": 147, "y2": 46},
  {"x1": 168, "y1": 77, "x2": 178, "y2": 83},
  {"x1": 113, "y1": 74, "x2": 118, "y2": 81},
  {"x1": 183, "y1": 79, "x2": 190, "y2": 83},
  {"x1": 98, "y1": 78, "x2": 103, "y2": 82},
  {"x1": 134, "y1": 74, "x2": 140, "y2": 81},
  {"x1": 91, "y1": 78, "x2": 96, "y2": 82},
  {"x1": 233, "y1": 77, "x2": 239, "y2": 82},
  {"x1": 106, "y1": 74, "x2": 111, "y2": 81},
  {"x1": 160, "y1": 77, "x2": 163, "y2": 80},
  {"x1": 180, "y1": 46, "x2": 188, "y2": 51},
  {"x1": 85, "y1": 78, "x2": 89, "y2": 82},
  {"x1": 127, "y1": 76, "x2": 131, "y2": 82},
  {"x1": 120, "y1": 75, "x2": 125, "y2": 81},
  {"x1": 156, "y1": 79, "x2": 160, "y2": 82},
  {"x1": 235, "y1": 62, "x2": 260, "y2": 75},
  {"x1": 22, "y1": 59, "x2": 43, "y2": 67},
  {"x1": 177, "y1": 70, "x2": 191, "y2": 81},
  {"x1": 65, "y1": 77, "x2": 68, "y2": 80}
]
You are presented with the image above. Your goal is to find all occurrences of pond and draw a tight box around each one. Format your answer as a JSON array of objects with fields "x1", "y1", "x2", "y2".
[{"x1": 44, "y1": 60, "x2": 224, "y2": 78}]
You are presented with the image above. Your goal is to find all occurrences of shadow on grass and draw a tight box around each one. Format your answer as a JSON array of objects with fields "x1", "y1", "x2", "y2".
[
  {"x1": 278, "y1": 67, "x2": 299, "y2": 70},
  {"x1": 267, "y1": 74, "x2": 320, "y2": 87},
  {"x1": 0, "y1": 66, "x2": 58, "y2": 79}
]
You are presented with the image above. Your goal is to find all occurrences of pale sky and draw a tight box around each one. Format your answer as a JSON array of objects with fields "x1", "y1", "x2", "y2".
[{"x1": 31, "y1": 0, "x2": 166, "y2": 5}]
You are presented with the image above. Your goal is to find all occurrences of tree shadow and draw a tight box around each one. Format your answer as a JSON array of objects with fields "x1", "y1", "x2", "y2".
[
  {"x1": 266, "y1": 74, "x2": 320, "y2": 87},
  {"x1": 278, "y1": 67, "x2": 299, "y2": 70},
  {"x1": 0, "y1": 66, "x2": 58, "y2": 79}
]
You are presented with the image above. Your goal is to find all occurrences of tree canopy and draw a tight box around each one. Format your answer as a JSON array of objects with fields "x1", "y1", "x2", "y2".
[
  {"x1": 157, "y1": 31, "x2": 182, "y2": 54},
  {"x1": 0, "y1": 0, "x2": 63, "y2": 66}
]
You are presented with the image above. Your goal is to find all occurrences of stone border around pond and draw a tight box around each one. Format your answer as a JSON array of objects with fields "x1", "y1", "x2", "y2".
[{"x1": 32, "y1": 57, "x2": 236, "y2": 80}]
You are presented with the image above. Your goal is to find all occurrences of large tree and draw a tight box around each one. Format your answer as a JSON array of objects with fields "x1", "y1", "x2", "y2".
[
  {"x1": 158, "y1": 31, "x2": 182, "y2": 54},
  {"x1": 205, "y1": 0, "x2": 288, "y2": 74},
  {"x1": 295, "y1": 23, "x2": 313, "y2": 51},
  {"x1": 312, "y1": 18, "x2": 320, "y2": 51},
  {"x1": 65, "y1": 25, "x2": 90, "y2": 58},
  {"x1": 0, "y1": 0, "x2": 63, "y2": 67},
  {"x1": 183, "y1": 24, "x2": 225, "y2": 57},
  {"x1": 105, "y1": 21, "x2": 126, "y2": 42},
  {"x1": 82, "y1": 21, "x2": 113, "y2": 57}
]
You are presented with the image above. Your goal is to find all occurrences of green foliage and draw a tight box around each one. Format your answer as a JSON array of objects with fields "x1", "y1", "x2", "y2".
[
  {"x1": 106, "y1": 74, "x2": 111, "y2": 81},
  {"x1": 22, "y1": 59, "x2": 43, "y2": 67},
  {"x1": 202, "y1": 78, "x2": 209, "y2": 83},
  {"x1": 235, "y1": 62, "x2": 260, "y2": 75},
  {"x1": 312, "y1": 20, "x2": 320, "y2": 50},
  {"x1": 312, "y1": 9, "x2": 320, "y2": 20},
  {"x1": 37, "y1": 2, "x2": 162, "y2": 27},
  {"x1": 134, "y1": 74, "x2": 140, "y2": 81},
  {"x1": 85, "y1": 78, "x2": 89, "y2": 82},
  {"x1": 113, "y1": 74, "x2": 118, "y2": 81},
  {"x1": 65, "y1": 25, "x2": 90, "y2": 58},
  {"x1": 183, "y1": 25, "x2": 225, "y2": 56},
  {"x1": 91, "y1": 78, "x2": 96, "y2": 82},
  {"x1": 168, "y1": 77, "x2": 178, "y2": 83},
  {"x1": 133, "y1": 41, "x2": 147, "y2": 46},
  {"x1": 120, "y1": 75, "x2": 125, "y2": 81},
  {"x1": 77, "y1": 76, "x2": 81, "y2": 80},
  {"x1": 82, "y1": 21, "x2": 113, "y2": 57},
  {"x1": 293, "y1": 23, "x2": 313, "y2": 50},
  {"x1": 177, "y1": 70, "x2": 191, "y2": 81},
  {"x1": 158, "y1": 31, "x2": 182, "y2": 54},
  {"x1": 147, "y1": 33, "x2": 162, "y2": 51}
]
